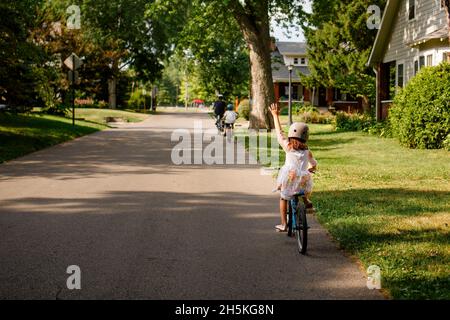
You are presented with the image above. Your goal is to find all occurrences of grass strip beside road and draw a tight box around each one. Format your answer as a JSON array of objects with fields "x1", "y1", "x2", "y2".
[
  {"x1": 74, "y1": 108, "x2": 149, "y2": 124},
  {"x1": 0, "y1": 113, "x2": 105, "y2": 163},
  {"x1": 0, "y1": 108, "x2": 151, "y2": 163}
]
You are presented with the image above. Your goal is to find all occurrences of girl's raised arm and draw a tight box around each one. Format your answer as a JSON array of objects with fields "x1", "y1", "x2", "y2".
[
  {"x1": 269, "y1": 103, "x2": 289, "y2": 151},
  {"x1": 269, "y1": 103, "x2": 283, "y2": 135}
]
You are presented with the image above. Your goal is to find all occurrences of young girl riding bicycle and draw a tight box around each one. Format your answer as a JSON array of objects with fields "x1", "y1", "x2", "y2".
[{"x1": 269, "y1": 103, "x2": 317, "y2": 233}]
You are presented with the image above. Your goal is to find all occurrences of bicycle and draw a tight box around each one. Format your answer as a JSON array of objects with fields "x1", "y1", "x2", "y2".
[
  {"x1": 215, "y1": 115, "x2": 225, "y2": 134},
  {"x1": 287, "y1": 191, "x2": 309, "y2": 255},
  {"x1": 223, "y1": 123, "x2": 234, "y2": 143}
]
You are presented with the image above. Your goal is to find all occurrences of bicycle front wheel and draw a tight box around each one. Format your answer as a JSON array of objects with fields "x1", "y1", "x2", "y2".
[{"x1": 295, "y1": 202, "x2": 308, "y2": 254}]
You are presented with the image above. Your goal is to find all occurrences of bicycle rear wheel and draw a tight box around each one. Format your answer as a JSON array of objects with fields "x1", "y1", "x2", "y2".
[{"x1": 295, "y1": 202, "x2": 308, "y2": 254}]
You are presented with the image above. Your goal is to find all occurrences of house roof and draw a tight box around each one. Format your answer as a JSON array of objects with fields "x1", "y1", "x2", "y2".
[
  {"x1": 276, "y1": 41, "x2": 307, "y2": 56},
  {"x1": 367, "y1": 0, "x2": 402, "y2": 66},
  {"x1": 272, "y1": 49, "x2": 310, "y2": 82},
  {"x1": 408, "y1": 26, "x2": 450, "y2": 47}
]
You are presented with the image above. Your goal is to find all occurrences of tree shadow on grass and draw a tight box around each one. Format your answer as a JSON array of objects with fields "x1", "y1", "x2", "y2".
[{"x1": 308, "y1": 137, "x2": 356, "y2": 151}]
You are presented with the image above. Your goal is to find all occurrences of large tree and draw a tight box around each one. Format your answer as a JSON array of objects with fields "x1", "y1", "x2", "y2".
[
  {"x1": 0, "y1": 0, "x2": 45, "y2": 108},
  {"x1": 80, "y1": 0, "x2": 183, "y2": 108},
  {"x1": 174, "y1": 1, "x2": 250, "y2": 101},
  {"x1": 228, "y1": 0, "x2": 307, "y2": 129},
  {"x1": 156, "y1": 0, "x2": 306, "y2": 129}
]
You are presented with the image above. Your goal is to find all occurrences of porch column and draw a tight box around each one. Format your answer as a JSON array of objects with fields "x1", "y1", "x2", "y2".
[
  {"x1": 303, "y1": 88, "x2": 311, "y2": 103},
  {"x1": 376, "y1": 62, "x2": 390, "y2": 121},
  {"x1": 326, "y1": 88, "x2": 334, "y2": 106},
  {"x1": 274, "y1": 82, "x2": 280, "y2": 103}
]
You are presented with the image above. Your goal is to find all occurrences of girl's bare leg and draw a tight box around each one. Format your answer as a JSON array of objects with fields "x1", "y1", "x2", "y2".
[{"x1": 280, "y1": 199, "x2": 287, "y2": 226}]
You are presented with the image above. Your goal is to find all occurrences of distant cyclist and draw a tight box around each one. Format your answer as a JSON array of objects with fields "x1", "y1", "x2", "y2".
[
  {"x1": 213, "y1": 94, "x2": 226, "y2": 132},
  {"x1": 223, "y1": 104, "x2": 239, "y2": 141}
]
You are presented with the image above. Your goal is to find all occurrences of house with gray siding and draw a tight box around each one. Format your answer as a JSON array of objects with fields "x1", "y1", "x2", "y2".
[
  {"x1": 368, "y1": 0, "x2": 450, "y2": 120},
  {"x1": 273, "y1": 41, "x2": 362, "y2": 110}
]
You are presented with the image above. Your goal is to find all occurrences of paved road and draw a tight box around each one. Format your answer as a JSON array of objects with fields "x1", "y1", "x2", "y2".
[{"x1": 0, "y1": 110, "x2": 383, "y2": 299}]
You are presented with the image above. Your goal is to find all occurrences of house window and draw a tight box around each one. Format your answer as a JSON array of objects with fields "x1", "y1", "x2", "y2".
[
  {"x1": 408, "y1": 0, "x2": 416, "y2": 20},
  {"x1": 444, "y1": 52, "x2": 450, "y2": 62},
  {"x1": 294, "y1": 58, "x2": 299, "y2": 65},
  {"x1": 301, "y1": 58, "x2": 306, "y2": 65},
  {"x1": 397, "y1": 63, "x2": 404, "y2": 88},
  {"x1": 419, "y1": 56, "x2": 425, "y2": 68},
  {"x1": 414, "y1": 56, "x2": 427, "y2": 75}
]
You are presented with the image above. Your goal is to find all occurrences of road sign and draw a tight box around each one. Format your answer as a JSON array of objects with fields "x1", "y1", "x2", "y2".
[{"x1": 64, "y1": 53, "x2": 82, "y2": 71}]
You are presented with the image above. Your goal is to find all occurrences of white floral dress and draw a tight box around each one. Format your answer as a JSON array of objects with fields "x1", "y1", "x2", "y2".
[{"x1": 276, "y1": 132, "x2": 317, "y2": 200}]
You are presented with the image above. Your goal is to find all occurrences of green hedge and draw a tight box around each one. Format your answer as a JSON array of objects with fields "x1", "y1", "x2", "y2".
[
  {"x1": 238, "y1": 99, "x2": 250, "y2": 120},
  {"x1": 389, "y1": 63, "x2": 450, "y2": 149},
  {"x1": 333, "y1": 112, "x2": 373, "y2": 131}
]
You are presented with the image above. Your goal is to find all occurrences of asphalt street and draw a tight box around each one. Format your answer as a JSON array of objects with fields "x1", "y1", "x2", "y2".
[{"x1": 0, "y1": 109, "x2": 383, "y2": 299}]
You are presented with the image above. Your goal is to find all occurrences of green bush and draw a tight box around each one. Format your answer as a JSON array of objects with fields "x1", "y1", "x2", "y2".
[
  {"x1": 389, "y1": 63, "x2": 450, "y2": 149},
  {"x1": 128, "y1": 90, "x2": 146, "y2": 109},
  {"x1": 295, "y1": 103, "x2": 319, "y2": 115},
  {"x1": 238, "y1": 99, "x2": 250, "y2": 120},
  {"x1": 443, "y1": 134, "x2": 450, "y2": 151},
  {"x1": 333, "y1": 112, "x2": 374, "y2": 131},
  {"x1": 44, "y1": 104, "x2": 70, "y2": 116},
  {"x1": 366, "y1": 121, "x2": 392, "y2": 138}
]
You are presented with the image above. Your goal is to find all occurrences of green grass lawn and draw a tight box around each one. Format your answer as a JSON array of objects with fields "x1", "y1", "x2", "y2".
[
  {"x1": 73, "y1": 108, "x2": 149, "y2": 124},
  {"x1": 0, "y1": 113, "x2": 106, "y2": 163},
  {"x1": 0, "y1": 108, "x2": 150, "y2": 163},
  {"x1": 240, "y1": 119, "x2": 450, "y2": 299}
]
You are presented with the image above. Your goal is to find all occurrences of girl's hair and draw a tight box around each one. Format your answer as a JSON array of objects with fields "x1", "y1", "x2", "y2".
[{"x1": 288, "y1": 137, "x2": 308, "y2": 151}]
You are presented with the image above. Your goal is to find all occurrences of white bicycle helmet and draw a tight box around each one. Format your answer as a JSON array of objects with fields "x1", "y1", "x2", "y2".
[{"x1": 288, "y1": 122, "x2": 309, "y2": 142}]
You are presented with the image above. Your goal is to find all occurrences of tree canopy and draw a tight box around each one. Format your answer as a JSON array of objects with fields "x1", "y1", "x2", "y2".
[{"x1": 304, "y1": 0, "x2": 386, "y2": 110}]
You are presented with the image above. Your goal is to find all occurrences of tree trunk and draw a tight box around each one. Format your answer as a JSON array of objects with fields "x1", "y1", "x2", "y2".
[
  {"x1": 108, "y1": 78, "x2": 117, "y2": 109},
  {"x1": 247, "y1": 41, "x2": 275, "y2": 129},
  {"x1": 230, "y1": 1, "x2": 275, "y2": 129},
  {"x1": 108, "y1": 60, "x2": 119, "y2": 109}
]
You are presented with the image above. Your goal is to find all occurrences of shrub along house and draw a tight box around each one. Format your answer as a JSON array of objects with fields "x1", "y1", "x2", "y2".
[
  {"x1": 368, "y1": 0, "x2": 450, "y2": 120},
  {"x1": 272, "y1": 41, "x2": 362, "y2": 112}
]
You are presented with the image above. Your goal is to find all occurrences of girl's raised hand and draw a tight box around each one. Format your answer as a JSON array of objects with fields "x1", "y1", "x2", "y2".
[{"x1": 269, "y1": 103, "x2": 280, "y2": 117}]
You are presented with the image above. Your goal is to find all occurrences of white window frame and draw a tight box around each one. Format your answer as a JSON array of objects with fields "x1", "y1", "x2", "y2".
[
  {"x1": 415, "y1": 50, "x2": 438, "y2": 73},
  {"x1": 293, "y1": 57, "x2": 299, "y2": 65},
  {"x1": 414, "y1": 55, "x2": 426, "y2": 75},
  {"x1": 396, "y1": 60, "x2": 405, "y2": 89},
  {"x1": 300, "y1": 57, "x2": 307, "y2": 65},
  {"x1": 426, "y1": 54, "x2": 433, "y2": 67},
  {"x1": 407, "y1": 0, "x2": 417, "y2": 22}
]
